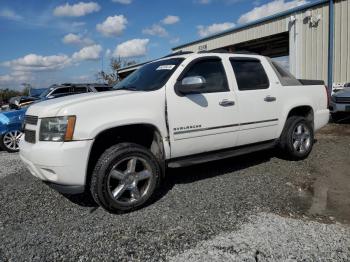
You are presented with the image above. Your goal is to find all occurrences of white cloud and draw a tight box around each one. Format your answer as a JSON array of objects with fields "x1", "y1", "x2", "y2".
[
  {"x1": 3, "y1": 54, "x2": 72, "y2": 72},
  {"x1": 0, "y1": 72, "x2": 34, "y2": 89},
  {"x1": 53, "y1": 2, "x2": 101, "y2": 17},
  {"x1": 0, "y1": 9, "x2": 23, "y2": 21},
  {"x1": 0, "y1": 74, "x2": 14, "y2": 83},
  {"x1": 170, "y1": 37, "x2": 180, "y2": 44},
  {"x1": 238, "y1": 0, "x2": 308, "y2": 24},
  {"x1": 62, "y1": 33, "x2": 94, "y2": 46},
  {"x1": 162, "y1": 15, "x2": 180, "y2": 25},
  {"x1": 105, "y1": 49, "x2": 112, "y2": 58},
  {"x1": 142, "y1": 24, "x2": 168, "y2": 37},
  {"x1": 96, "y1": 15, "x2": 128, "y2": 37},
  {"x1": 197, "y1": 22, "x2": 235, "y2": 37},
  {"x1": 112, "y1": 0, "x2": 132, "y2": 4},
  {"x1": 72, "y1": 44, "x2": 102, "y2": 61},
  {"x1": 113, "y1": 39, "x2": 149, "y2": 58},
  {"x1": 2, "y1": 45, "x2": 102, "y2": 73}
]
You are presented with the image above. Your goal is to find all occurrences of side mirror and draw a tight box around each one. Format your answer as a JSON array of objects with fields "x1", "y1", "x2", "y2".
[{"x1": 176, "y1": 76, "x2": 206, "y2": 95}]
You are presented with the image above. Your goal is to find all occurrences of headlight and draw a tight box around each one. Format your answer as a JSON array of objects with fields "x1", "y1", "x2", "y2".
[{"x1": 39, "y1": 116, "x2": 76, "y2": 142}]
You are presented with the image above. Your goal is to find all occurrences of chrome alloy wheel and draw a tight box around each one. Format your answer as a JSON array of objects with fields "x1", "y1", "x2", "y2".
[
  {"x1": 107, "y1": 157, "x2": 153, "y2": 205},
  {"x1": 3, "y1": 130, "x2": 23, "y2": 151},
  {"x1": 292, "y1": 123, "x2": 311, "y2": 154}
]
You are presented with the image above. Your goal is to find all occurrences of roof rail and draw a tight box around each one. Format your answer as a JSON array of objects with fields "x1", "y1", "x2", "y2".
[
  {"x1": 162, "y1": 51, "x2": 194, "y2": 58},
  {"x1": 198, "y1": 49, "x2": 259, "y2": 55},
  {"x1": 233, "y1": 50, "x2": 259, "y2": 55},
  {"x1": 198, "y1": 48, "x2": 229, "y2": 54}
]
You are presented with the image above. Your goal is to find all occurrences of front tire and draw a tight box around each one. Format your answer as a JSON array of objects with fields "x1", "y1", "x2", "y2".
[
  {"x1": 90, "y1": 143, "x2": 161, "y2": 213},
  {"x1": 0, "y1": 130, "x2": 23, "y2": 153},
  {"x1": 279, "y1": 116, "x2": 314, "y2": 160}
]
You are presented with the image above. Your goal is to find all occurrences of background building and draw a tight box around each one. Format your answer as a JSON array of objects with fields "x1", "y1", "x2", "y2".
[{"x1": 119, "y1": 0, "x2": 349, "y2": 88}]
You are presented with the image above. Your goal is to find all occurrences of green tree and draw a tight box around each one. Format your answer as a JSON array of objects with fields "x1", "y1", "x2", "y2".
[
  {"x1": 97, "y1": 57, "x2": 136, "y2": 85},
  {"x1": 0, "y1": 84, "x2": 32, "y2": 104}
]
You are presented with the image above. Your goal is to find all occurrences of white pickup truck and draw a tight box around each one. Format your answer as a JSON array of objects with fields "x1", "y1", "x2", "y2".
[{"x1": 20, "y1": 52, "x2": 329, "y2": 212}]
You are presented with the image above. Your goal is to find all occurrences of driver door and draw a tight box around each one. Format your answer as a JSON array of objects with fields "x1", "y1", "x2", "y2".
[{"x1": 166, "y1": 57, "x2": 240, "y2": 158}]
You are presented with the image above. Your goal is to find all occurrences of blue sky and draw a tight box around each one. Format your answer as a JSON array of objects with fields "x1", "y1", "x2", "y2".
[{"x1": 0, "y1": 0, "x2": 314, "y2": 90}]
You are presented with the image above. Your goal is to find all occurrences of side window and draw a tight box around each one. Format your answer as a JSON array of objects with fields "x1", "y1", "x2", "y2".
[
  {"x1": 51, "y1": 87, "x2": 70, "y2": 96},
  {"x1": 72, "y1": 86, "x2": 88, "y2": 94},
  {"x1": 181, "y1": 58, "x2": 229, "y2": 93},
  {"x1": 230, "y1": 58, "x2": 269, "y2": 91}
]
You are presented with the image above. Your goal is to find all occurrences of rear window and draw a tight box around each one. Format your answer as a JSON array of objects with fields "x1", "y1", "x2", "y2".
[
  {"x1": 230, "y1": 58, "x2": 269, "y2": 91},
  {"x1": 270, "y1": 60, "x2": 301, "y2": 86}
]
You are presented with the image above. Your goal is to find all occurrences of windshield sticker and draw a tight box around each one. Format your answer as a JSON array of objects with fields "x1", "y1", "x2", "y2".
[{"x1": 156, "y1": 65, "x2": 175, "y2": 70}]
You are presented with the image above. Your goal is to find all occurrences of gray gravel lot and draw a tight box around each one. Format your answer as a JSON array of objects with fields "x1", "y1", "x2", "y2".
[{"x1": 0, "y1": 123, "x2": 350, "y2": 261}]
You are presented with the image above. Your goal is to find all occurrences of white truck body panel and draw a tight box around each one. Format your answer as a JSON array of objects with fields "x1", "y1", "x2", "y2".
[{"x1": 19, "y1": 53, "x2": 329, "y2": 188}]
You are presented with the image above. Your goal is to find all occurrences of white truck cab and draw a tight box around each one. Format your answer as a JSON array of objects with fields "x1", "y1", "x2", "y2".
[{"x1": 20, "y1": 51, "x2": 329, "y2": 212}]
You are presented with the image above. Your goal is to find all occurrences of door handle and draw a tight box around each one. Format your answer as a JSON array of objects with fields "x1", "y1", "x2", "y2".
[
  {"x1": 219, "y1": 99, "x2": 235, "y2": 107},
  {"x1": 264, "y1": 96, "x2": 276, "y2": 102}
]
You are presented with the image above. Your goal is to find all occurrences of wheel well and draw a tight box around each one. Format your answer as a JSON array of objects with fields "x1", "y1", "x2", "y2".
[
  {"x1": 86, "y1": 124, "x2": 165, "y2": 187},
  {"x1": 287, "y1": 106, "x2": 314, "y2": 124}
]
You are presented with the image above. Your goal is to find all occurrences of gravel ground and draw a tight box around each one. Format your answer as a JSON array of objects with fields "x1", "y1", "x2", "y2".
[
  {"x1": 0, "y1": 152, "x2": 22, "y2": 179},
  {"x1": 170, "y1": 212, "x2": 350, "y2": 261},
  {"x1": 0, "y1": 123, "x2": 349, "y2": 261}
]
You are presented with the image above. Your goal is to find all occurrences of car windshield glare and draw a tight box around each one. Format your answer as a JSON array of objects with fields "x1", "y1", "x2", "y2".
[{"x1": 114, "y1": 58, "x2": 184, "y2": 91}]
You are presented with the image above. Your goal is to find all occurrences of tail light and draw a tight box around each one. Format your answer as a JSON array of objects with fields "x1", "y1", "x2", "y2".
[{"x1": 324, "y1": 85, "x2": 330, "y2": 108}]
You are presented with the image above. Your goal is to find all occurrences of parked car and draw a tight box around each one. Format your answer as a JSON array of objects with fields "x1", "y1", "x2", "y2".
[
  {"x1": 0, "y1": 83, "x2": 112, "y2": 152},
  {"x1": 8, "y1": 96, "x2": 39, "y2": 110},
  {"x1": 38, "y1": 83, "x2": 112, "y2": 100},
  {"x1": 330, "y1": 82, "x2": 350, "y2": 121},
  {"x1": 0, "y1": 104, "x2": 9, "y2": 111},
  {"x1": 20, "y1": 52, "x2": 329, "y2": 212}
]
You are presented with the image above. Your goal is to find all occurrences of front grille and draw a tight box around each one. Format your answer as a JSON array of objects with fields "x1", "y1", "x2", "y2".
[
  {"x1": 335, "y1": 97, "x2": 350, "y2": 104},
  {"x1": 25, "y1": 115, "x2": 38, "y2": 126},
  {"x1": 24, "y1": 130, "x2": 36, "y2": 144}
]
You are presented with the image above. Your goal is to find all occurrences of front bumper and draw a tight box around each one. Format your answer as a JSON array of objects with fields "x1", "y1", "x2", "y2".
[
  {"x1": 329, "y1": 102, "x2": 350, "y2": 113},
  {"x1": 19, "y1": 137, "x2": 93, "y2": 193}
]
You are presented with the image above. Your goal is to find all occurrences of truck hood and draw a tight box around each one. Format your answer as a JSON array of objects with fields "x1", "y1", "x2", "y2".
[{"x1": 26, "y1": 90, "x2": 141, "y2": 117}]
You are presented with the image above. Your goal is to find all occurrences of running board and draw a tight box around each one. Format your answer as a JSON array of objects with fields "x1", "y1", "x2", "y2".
[{"x1": 167, "y1": 140, "x2": 276, "y2": 168}]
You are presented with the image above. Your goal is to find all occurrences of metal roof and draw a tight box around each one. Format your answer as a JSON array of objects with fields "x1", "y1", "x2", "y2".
[{"x1": 172, "y1": 0, "x2": 329, "y2": 50}]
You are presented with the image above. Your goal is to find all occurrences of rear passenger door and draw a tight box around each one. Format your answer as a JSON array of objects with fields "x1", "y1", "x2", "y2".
[{"x1": 229, "y1": 57, "x2": 280, "y2": 146}]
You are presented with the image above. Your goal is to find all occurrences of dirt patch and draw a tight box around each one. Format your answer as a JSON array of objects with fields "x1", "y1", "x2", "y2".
[
  {"x1": 307, "y1": 159, "x2": 350, "y2": 223},
  {"x1": 304, "y1": 124, "x2": 350, "y2": 223},
  {"x1": 317, "y1": 123, "x2": 350, "y2": 136}
]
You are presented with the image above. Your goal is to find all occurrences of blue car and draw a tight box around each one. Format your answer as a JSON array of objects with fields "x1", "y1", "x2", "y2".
[
  {"x1": 0, "y1": 83, "x2": 112, "y2": 152},
  {"x1": 0, "y1": 107, "x2": 27, "y2": 152}
]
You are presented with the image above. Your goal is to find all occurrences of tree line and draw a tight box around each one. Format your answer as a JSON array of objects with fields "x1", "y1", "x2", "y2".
[
  {"x1": 97, "y1": 57, "x2": 136, "y2": 85},
  {"x1": 1, "y1": 57, "x2": 135, "y2": 104},
  {"x1": 0, "y1": 87, "x2": 30, "y2": 104}
]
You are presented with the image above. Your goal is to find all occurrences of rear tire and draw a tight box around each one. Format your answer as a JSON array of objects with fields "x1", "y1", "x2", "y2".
[
  {"x1": 90, "y1": 143, "x2": 161, "y2": 213},
  {"x1": 279, "y1": 116, "x2": 314, "y2": 160}
]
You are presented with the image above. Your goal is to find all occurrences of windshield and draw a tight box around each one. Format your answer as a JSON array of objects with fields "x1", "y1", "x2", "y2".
[
  {"x1": 114, "y1": 58, "x2": 184, "y2": 91},
  {"x1": 39, "y1": 87, "x2": 54, "y2": 98}
]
